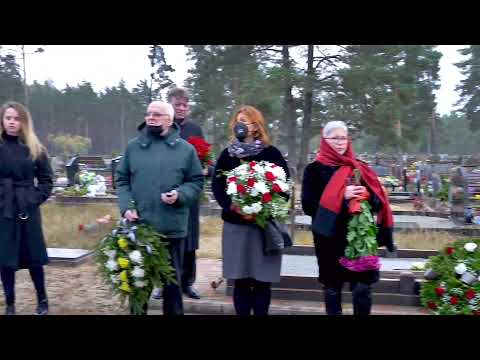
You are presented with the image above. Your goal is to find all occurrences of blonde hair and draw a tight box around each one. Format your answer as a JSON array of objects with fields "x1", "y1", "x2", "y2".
[
  {"x1": 0, "y1": 101, "x2": 46, "y2": 160},
  {"x1": 228, "y1": 105, "x2": 271, "y2": 145}
]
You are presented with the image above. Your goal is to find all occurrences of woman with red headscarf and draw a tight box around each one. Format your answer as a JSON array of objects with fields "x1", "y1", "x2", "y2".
[{"x1": 301, "y1": 121, "x2": 395, "y2": 316}]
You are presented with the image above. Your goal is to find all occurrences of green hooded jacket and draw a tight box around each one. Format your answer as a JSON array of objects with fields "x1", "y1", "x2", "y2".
[{"x1": 115, "y1": 124, "x2": 204, "y2": 238}]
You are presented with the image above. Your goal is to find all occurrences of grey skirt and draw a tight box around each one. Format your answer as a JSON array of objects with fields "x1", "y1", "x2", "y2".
[{"x1": 222, "y1": 222, "x2": 282, "y2": 283}]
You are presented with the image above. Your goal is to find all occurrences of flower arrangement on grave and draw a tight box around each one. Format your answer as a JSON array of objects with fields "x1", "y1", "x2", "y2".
[
  {"x1": 60, "y1": 170, "x2": 107, "y2": 197},
  {"x1": 339, "y1": 169, "x2": 381, "y2": 272},
  {"x1": 95, "y1": 201, "x2": 176, "y2": 314},
  {"x1": 420, "y1": 238, "x2": 480, "y2": 315},
  {"x1": 223, "y1": 160, "x2": 291, "y2": 228},
  {"x1": 78, "y1": 170, "x2": 96, "y2": 186},
  {"x1": 187, "y1": 136, "x2": 214, "y2": 168},
  {"x1": 435, "y1": 176, "x2": 450, "y2": 202},
  {"x1": 379, "y1": 176, "x2": 400, "y2": 189}
]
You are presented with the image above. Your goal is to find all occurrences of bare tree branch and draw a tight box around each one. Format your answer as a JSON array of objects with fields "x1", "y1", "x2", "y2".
[{"x1": 252, "y1": 46, "x2": 283, "y2": 54}]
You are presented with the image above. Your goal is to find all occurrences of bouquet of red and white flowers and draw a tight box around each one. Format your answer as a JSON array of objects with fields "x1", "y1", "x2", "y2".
[
  {"x1": 187, "y1": 136, "x2": 214, "y2": 168},
  {"x1": 224, "y1": 160, "x2": 290, "y2": 228}
]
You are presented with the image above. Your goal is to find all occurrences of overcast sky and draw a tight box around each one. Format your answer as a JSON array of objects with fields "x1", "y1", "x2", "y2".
[{"x1": 22, "y1": 45, "x2": 466, "y2": 115}]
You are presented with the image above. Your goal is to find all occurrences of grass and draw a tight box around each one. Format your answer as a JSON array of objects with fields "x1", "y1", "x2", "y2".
[
  {"x1": 394, "y1": 231, "x2": 462, "y2": 250},
  {"x1": 42, "y1": 202, "x2": 119, "y2": 250},
  {"x1": 291, "y1": 230, "x2": 462, "y2": 250},
  {"x1": 41, "y1": 203, "x2": 463, "y2": 255}
]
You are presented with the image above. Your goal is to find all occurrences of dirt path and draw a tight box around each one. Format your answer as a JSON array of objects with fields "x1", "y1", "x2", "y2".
[{"x1": 0, "y1": 259, "x2": 128, "y2": 315}]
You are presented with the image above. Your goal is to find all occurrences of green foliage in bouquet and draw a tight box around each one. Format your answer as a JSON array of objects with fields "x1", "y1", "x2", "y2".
[
  {"x1": 61, "y1": 185, "x2": 89, "y2": 197},
  {"x1": 345, "y1": 201, "x2": 379, "y2": 259},
  {"x1": 420, "y1": 238, "x2": 480, "y2": 315},
  {"x1": 95, "y1": 220, "x2": 177, "y2": 315}
]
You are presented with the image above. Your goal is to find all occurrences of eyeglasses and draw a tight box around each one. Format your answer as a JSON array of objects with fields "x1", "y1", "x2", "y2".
[
  {"x1": 325, "y1": 137, "x2": 348, "y2": 143},
  {"x1": 145, "y1": 112, "x2": 169, "y2": 118}
]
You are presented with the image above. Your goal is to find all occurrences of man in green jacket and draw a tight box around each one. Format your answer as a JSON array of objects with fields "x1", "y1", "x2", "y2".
[{"x1": 115, "y1": 100, "x2": 204, "y2": 315}]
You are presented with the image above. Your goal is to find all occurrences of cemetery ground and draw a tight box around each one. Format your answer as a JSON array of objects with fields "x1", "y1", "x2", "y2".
[{"x1": 0, "y1": 201, "x2": 462, "y2": 315}]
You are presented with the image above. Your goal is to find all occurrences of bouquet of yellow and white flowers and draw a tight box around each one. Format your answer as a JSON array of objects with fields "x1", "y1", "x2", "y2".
[{"x1": 95, "y1": 218, "x2": 176, "y2": 315}]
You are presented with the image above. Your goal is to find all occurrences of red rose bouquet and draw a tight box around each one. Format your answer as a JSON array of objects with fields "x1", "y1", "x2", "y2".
[
  {"x1": 187, "y1": 136, "x2": 214, "y2": 168},
  {"x1": 224, "y1": 160, "x2": 290, "y2": 228}
]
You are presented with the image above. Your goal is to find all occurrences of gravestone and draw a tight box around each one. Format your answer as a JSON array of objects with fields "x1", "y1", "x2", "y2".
[
  {"x1": 65, "y1": 155, "x2": 110, "y2": 187},
  {"x1": 110, "y1": 156, "x2": 123, "y2": 190}
]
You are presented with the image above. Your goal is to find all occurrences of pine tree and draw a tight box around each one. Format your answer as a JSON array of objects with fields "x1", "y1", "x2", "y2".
[
  {"x1": 455, "y1": 45, "x2": 480, "y2": 131},
  {"x1": 148, "y1": 45, "x2": 175, "y2": 101}
]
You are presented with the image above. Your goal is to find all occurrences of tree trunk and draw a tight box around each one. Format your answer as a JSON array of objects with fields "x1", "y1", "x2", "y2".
[
  {"x1": 120, "y1": 103, "x2": 126, "y2": 152},
  {"x1": 430, "y1": 110, "x2": 438, "y2": 155},
  {"x1": 282, "y1": 46, "x2": 297, "y2": 175},
  {"x1": 297, "y1": 45, "x2": 314, "y2": 181}
]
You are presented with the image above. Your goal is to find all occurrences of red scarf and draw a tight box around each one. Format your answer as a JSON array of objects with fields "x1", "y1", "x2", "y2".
[{"x1": 315, "y1": 137, "x2": 393, "y2": 229}]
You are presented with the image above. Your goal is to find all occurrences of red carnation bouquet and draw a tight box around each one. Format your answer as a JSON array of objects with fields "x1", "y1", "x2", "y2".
[{"x1": 187, "y1": 136, "x2": 214, "y2": 168}]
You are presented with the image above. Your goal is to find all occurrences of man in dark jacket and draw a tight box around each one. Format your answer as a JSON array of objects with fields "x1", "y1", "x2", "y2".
[
  {"x1": 116, "y1": 100, "x2": 204, "y2": 315},
  {"x1": 153, "y1": 87, "x2": 209, "y2": 300}
]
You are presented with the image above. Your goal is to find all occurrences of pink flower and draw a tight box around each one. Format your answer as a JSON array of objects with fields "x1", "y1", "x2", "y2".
[{"x1": 338, "y1": 255, "x2": 380, "y2": 272}]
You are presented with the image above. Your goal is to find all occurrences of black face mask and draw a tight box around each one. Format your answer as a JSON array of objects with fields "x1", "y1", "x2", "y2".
[
  {"x1": 147, "y1": 124, "x2": 164, "y2": 137},
  {"x1": 233, "y1": 123, "x2": 248, "y2": 142}
]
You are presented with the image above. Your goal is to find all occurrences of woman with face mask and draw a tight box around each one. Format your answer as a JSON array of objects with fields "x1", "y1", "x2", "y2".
[
  {"x1": 301, "y1": 121, "x2": 395, "y2": 316},
  {"x1": 211, "y1": 105, "x2": 290, "y2": 316},
  {"x1": 0, "y1": 101, "x2": 53, "y2": 315}
]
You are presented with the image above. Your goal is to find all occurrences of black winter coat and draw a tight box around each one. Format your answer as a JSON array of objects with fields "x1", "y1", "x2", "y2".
[
  {"x1": 0, "y1": 133, "x2": 53, "y2": 269},
  {"x1": 301, "y1": 161, "x2": 382, "y2": 287},
  {"x1": 212, "y1": 145, "x2": 290, "y2": 226},
  {"x1": 176, "y1": 119, "x2": 207, "y2": 251}
]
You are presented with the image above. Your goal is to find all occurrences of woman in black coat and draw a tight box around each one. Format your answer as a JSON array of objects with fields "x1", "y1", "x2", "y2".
[
  {"x1": 301, "y1": 121, "x2": 395, "y2": 316},
  {"x1": 0, "y1": 101, "x2": 53, "y2": 315},
  {"x1": 212, "y1": 105, "x2": 290, "y2": 315}
]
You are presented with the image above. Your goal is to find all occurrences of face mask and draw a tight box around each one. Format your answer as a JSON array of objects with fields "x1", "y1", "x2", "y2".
[
  {"x1": 233, "y1": 123, "x2": 248, "y2": 142},
  {"x1": 147, "y1": 124, "x2": 164, "y2": 137}
]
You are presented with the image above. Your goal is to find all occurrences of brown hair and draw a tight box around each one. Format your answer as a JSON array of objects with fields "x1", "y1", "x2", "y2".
[
  {"x1": 228, "y1": 105, "x2": 271, "y2": 145},
  {"x1": 167, "y1": 87, "x2": 190, "y2": 102},
  {"x1": 0, "y1": 101, "x2": 46, "y2": 160}
]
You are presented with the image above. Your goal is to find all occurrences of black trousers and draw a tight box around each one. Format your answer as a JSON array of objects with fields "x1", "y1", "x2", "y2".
[
  {"x1": 233, "y1": 278, "x2": 271, "y2": 316},
  {"x1": 131, "y1": 237, "x2": 185, "y2": 316},
  {"x1": 0, "y1": 266, "x2": 47, "y2": 306},
  {"x1": 324, "y1": 281, "x2": 372, "y2": 316},
  {"x1": 181, "y1": 249, "x2": 196, "y2": 289}
]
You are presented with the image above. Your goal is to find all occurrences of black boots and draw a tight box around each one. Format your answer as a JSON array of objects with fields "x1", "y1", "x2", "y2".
[
  {"x1": 5, "y1": 304, "x2": 15, "y2": 315},
  {"x1": 324, "y1": 287, "x2": 343, "y2": 315},
  {"x1": 3, "y1": 299, "x2": 48, "y2": 315},
  {"x1": 36, "y1": 298, "x2": 49, "y2": 315}
]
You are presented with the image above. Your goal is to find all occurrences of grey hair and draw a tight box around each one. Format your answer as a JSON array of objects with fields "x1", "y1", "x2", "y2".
[
  {"x1": 323, "y1": 121, "x2": 348, "y2": 137},
  {"x1": 167, "y1": 87, "x2": 190, "y2": 102},
  {"x1": 148, "y1": 101, "x2": 175, "y2": 121}
]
